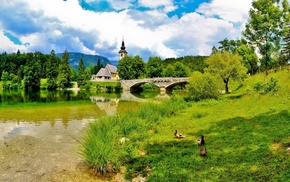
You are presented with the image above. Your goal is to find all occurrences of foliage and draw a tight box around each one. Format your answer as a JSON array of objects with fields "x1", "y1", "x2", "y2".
[
  {"x1": 57, "y1": 50, "x2": 71, "y2": 89},
  {"x1": 162, "y1": 65, "x2": 175, "y2": 77},
  {"x1": 217, "y1": 38, "x2": 244, "y2": 53},
  {"x1": 243, "y1": 0, "x2": 290, "y2": 73},
  {"x1": 23, "y1": 53, "x2": 42, "y2": 91},
  {"x1": 91, "y1": 81, "x2": 122, "y2": 92},
  {"x1": 56, "y1": 52, "x2": 110, "y2": 71},
  {"x1": 77, "y1": 58, "x2": 86, "y2": 87},
  {"x1": 46, "y1": 50, "x2": 60, "y2": 90},
  {"x1": 70, "y1": 68, "x2": 78, "y2": 82},
  {"x1": 187, "y1": 71, "x2": 220, "y2": 101},
  {"x1": 118, "y1": 55, "x2": 146, "y2": 79},
  {"x1": 205, "y1": 51, "x2": 247, "y2": 93},
  {"x1": 236, "y1": 43, "x2": 259, "y2": 75},
  {"x1": 216, "y1": 38, "x2": 259, "y2": 75},
  {"x1": 163, "y1": 56, "x2": 207, "y2": 73},
  {"x1": 254, "y1": 77, "x2": 280, "y2": 94},
  {"x1": 173, "y1": 62, "x2": 189, "y2": 77},
  {"x1": 140, "y1": 83, "x2": 159, "y2": 91},
  {"x1": 146, "y1": 57, "x2": 163, "y2": 78},
  {"x1": 1, "y1": 71, "x2": 9, "y2": 90},
  {"x1": 9, "y1": 73, "x2": 22, "y2": 90},
  {"x1": 93, "y1": 59, "x2": 104, "y2": 74}
]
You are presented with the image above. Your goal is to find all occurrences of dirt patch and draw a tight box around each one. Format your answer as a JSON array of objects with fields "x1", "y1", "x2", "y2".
[{"x1": 0, "y1": 135, "x2": 126, "y2": 182}]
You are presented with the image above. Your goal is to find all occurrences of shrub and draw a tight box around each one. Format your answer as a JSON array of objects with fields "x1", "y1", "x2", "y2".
[
  {"x1": 254, "y1": 77, "x2": 279, "y2": 94},
  {"x1": 186, "y1": 71, "x2": 220, "y2": 101}
]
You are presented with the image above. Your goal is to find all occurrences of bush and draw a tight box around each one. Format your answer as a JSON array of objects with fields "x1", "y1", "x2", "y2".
[
  {"x1": 254, "y1": 77, "x2": 279, "y2": 94},
  {"x1": 186, "y1": 71, "x2": 220, "y2": 101}
]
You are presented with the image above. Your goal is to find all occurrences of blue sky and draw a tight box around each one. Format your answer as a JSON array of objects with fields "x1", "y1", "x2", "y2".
[{"x1": 0, "y1": 0, "x2": 253, "y2": 62}]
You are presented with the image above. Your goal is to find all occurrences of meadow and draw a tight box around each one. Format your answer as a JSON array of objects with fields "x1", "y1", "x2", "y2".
[{"x1": 80, "y1": 68, "x2": 290, "y2": 181}]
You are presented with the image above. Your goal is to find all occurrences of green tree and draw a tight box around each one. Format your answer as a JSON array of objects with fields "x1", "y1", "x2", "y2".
[
  {"x1": 118, "y1": 55, "x2": 146, "y2": 79},
  {"x1": 218, "y1": 38, "x2": 244, "y2": 53},
  {"x1": 77, "y1": 58, "x2": 86, "y2": 87},
  {"x1": 205, "y1": 51, "x2": 247, "y2": 93},
  {"x1": 211, "y1": 46, "x2": 218, "y2": 55},
  {"x1": 9, "y1": 73, "x2": 21, "y2": 90},
  {"x1": 162, "y1": 65, "x2": 175, "y2": 77},
  {"x1": 187, "y1": 71, "x2": 220, "y2": 101},
  {"x1": 70, "y1": 68, "x2": 78, "y2": 82},
  {"x1": 46, "y1": 50, "x2": 60, "y2": 90},
  {"x1": 236, "y1": 44, "x2": 259, "y2": 75},
  {"x1": 147, "y1": 56, "x2": 163, "y2": 78},
  {"x1": 57, "y1": 50, "x2": 71, "y2": 89},
  {"x1": 173, "y1": 62, "x2": 189, "y2": 77},
  {"x1": 23, "y1": 53, "x2": 42, "y2": 91},
  {"x1": 243, "y1": 0, "x2": 290, "y2": 73},
  {"x1": 1, "y1": 71, "x2": 9, "y2": 90},
  {"x1": 94, "y1": 59, "x2": 103, "y2": 74}
]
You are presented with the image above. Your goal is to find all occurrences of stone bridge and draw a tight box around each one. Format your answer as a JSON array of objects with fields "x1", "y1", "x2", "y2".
[{"x1": 120, "y1": 77, "x2": 189, "y2": 93}]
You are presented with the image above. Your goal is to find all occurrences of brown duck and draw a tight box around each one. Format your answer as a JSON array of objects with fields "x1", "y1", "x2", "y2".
[{"x1": 200, "y1": 148, "x2": 207, "y2": 157}]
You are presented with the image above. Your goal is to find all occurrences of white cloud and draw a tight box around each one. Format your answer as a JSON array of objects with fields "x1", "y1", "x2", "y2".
[
  {"x1": 197, "y1": 0, "x2": 252, "y2": 23},
  {"x1": 0, "y1": 0, "x2": 254, "y2": 61}
]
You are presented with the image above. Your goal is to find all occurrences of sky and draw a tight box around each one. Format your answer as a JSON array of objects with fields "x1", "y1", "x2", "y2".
[{"x1": 0, "y1": 0, "x2": 253, "y2": 62}]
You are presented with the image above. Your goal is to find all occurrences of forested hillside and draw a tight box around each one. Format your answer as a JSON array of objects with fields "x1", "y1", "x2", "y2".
[{"x1": 56, "y1": 52, "x2": 111, "y2": 70}]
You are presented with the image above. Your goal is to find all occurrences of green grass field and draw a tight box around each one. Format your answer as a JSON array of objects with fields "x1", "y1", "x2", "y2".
[{"x1": 81, "y1": 69, "x2": 290, "y2": 181}]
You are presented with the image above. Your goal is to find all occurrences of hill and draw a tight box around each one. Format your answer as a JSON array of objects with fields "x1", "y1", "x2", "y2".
[
  {"x1": 56, "y1": 52, "x2": 111, "y2": 71},
  {"x1": 81, "y1": 67, "x2": 290, "y2": 181}
]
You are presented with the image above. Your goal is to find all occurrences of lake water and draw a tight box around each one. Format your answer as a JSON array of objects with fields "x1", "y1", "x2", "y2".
[{"x1": 0, "y1": 90, "x2": 159, "y2": 181}]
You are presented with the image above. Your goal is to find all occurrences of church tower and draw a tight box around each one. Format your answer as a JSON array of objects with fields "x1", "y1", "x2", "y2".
[{"x1": 118, "y1": 38, "x2": 128, "y2": 61}]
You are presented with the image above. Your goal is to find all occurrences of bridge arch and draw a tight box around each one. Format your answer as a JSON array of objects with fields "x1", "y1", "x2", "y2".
[{"x1": 121, "y1": 77, "x2": 189, "y2": 93}]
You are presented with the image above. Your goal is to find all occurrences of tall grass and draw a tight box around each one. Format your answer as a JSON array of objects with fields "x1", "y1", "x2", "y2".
[
  {"x1": 79, "y1": 95, "x2": 188, "y2": 175},
  {"x1": 79, "y1": 69, "x2": 290, "y2": 181},
  {"x1": 79, "y1": 116, "x2": 120, "y2": 174}
]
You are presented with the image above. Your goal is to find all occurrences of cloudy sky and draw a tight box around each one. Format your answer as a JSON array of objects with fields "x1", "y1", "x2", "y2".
[{"x1": 0, "y1": 0, "x2": 253, "y2": 62}]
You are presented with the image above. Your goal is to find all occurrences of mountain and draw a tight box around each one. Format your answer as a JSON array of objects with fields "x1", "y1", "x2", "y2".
[{"x1": 56, "y1": 52, "x2": 111, "y2": 71}]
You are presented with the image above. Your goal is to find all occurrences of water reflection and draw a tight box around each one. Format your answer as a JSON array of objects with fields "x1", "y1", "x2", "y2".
[{"x1": 0, "y1": 90, "x2": 169, "y2": 140}]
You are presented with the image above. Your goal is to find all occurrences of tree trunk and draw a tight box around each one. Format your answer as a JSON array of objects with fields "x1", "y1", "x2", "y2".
[{"x1": 224, "y1": 78, "x2": 229, "y2": 93}]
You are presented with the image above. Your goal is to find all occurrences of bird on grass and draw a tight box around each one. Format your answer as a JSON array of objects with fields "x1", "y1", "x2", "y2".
[
  {"x1": 196, "y1": 136, "x2": 205, "y2": 146},
  {"x1": 174, "y1": 130, "x2": 185, "y2": 138},
  {"x1": 200, "y1": 148, "x2": 207, "y2": 157}
]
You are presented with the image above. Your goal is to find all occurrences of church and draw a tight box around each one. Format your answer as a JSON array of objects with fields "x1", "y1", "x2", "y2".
[{"x1": 91, "y1": 38, "x2": 127, "y2": 81}]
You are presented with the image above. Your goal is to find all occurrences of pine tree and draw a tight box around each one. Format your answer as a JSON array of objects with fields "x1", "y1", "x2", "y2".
[
  {"x1": 77, "y1": 58, "x2": 86, "y2": 87},
  {"x1": 57, "y1": 50, "x2": 71, "y2": 89},
  {"x1": 23, "y1": 53, "x2": 41, "y2": 91},
  {"x1": 46, "y1": 50, "x2": 60, "y2": 90}
]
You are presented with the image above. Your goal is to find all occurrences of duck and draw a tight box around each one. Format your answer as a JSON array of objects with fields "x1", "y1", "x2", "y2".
[
  {"x1": 174, "y1": 130, "x2": 185, "y2": 138},
  {"x1": 196, "y1": 136, "x2": 205, "y2": 146},
  {"x1": 200, "y1": 148, "x2": 207, "y2": 157}
]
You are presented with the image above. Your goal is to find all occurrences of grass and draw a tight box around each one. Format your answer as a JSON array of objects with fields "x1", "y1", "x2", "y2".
[
  {"x1": 90, "y1": 81, "x2": 122, "y2": 92},
  {"x1": 79, "y1": 68, "x2": 290, "y2": 181}
]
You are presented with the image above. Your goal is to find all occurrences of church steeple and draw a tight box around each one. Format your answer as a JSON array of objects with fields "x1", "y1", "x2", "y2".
[{"x1": 118, "y1": 37, "x2": 128, "y2": 61}]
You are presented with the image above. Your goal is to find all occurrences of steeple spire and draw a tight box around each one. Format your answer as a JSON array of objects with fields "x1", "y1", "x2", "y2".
[{"x1": 118, "y1": 37, "x2": 128, "y2": 61}]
